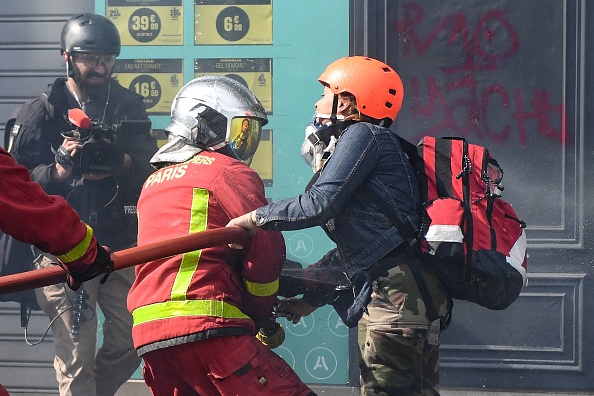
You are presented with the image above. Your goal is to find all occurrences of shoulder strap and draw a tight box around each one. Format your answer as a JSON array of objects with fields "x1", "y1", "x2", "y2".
[
  {"x1": 406, "y1": 254, "x2": 440, "y2": 322},
  {"x1": 396, "y1": 135, "x2": 429, "y2": 204},
  {"x1": 40, "y1": 91, "x2": 56, "y2": 122}
]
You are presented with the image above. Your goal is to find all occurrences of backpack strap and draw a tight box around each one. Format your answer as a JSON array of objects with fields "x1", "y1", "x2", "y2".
[
  {"x1": 396, "y1": 135, "x2": 429, "y2": 203},
  {"x1": 364, "y1": 192, "x2": 441, "y2": 323},
  {"x1": 406, "y1": 250, "x2": 441, "y2": 323},
  {"x1": 460, "y1": 139, "x2": 474, "y2": 282},
  {"x1": 39, "y1": 91, "x2": 57, "y2": 128}
]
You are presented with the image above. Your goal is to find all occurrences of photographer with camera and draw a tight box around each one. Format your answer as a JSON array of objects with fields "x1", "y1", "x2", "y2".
[{"x1": 9, "y1": 13, "x2": 157, "y2": 396}]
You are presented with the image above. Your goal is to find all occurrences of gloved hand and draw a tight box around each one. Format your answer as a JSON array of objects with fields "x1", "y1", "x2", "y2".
[
  {"x1": 55, "y1": 144, "x2": 74, "y2": 167},
  {"x1": 255, "y1": 319, "x2": 285, "y2": 349},
  {"x1": 60, "y1": 245, "x2": 114, "y2": 291}
]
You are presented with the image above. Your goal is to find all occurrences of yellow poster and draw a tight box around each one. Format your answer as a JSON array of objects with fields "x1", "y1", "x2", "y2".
[
  {"x1": 152, "y1": 129, "x2": 169, "y2": 148},
  {"x1": 250, "y1": 129, "x2": 273, "y2": 186},
  {"x1": 194, "y1": 0, "x2": 272, "y2": 45},
  {"x1": 112, "y1": 59, "x2": 183, "y2": 115},
  {"x1": 107, "y1": 0, "x2": 183, "y2": 46},
  {"x1": 194, "y1": 58, "x2": 272, "y2": 113}
]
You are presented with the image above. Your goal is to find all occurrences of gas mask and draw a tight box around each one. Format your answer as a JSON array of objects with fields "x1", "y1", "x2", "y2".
[{"x1": 300, "y1": 112, "x2": 344, "y2": 172}]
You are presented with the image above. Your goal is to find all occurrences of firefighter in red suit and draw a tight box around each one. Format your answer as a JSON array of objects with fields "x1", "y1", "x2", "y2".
[
  {"x1": 127, "y1": 76, "x2": 315, "y2": 396},
  {"x1": 0, "y1": 146, "x2": 112, "y2": 287},
  {"x1": 1, "y1": 147, "x2": 113, "y2": 395}
]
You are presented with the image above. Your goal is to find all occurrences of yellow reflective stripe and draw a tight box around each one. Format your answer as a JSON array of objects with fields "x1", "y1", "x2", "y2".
[
  {"x1": 171, "y1": 188, "x2": 209, "y2": 301},
  {"x1": 244, "y1": 278, "x2": 279, "y2": 297},
  {"x1": 132, "y1": 299, "x2": 250, "y2": 326},
  {"x1": 58, "y1": 224, "x2": 93, "y2": 263}
]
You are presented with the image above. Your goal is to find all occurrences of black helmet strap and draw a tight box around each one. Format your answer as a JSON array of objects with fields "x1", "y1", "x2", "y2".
[
  {"x1": 308, "y1": 119, "x2": 358, "y2": 148},
  {"x1": 330, "y1": 94, "x2": 339, "y2": 125},
  {"x1": 66, "y1": 53, "x2": 74, "y2": 78}
]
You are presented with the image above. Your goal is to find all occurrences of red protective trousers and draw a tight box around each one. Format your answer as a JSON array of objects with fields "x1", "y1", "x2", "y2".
[{"x1": 141, "y1": 335, "x2": 314, "y2": 396}]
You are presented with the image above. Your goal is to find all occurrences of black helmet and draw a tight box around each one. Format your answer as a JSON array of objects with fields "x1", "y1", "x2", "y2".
[{"x1": 61, "y1": 13, "x2": 121, "y2": 56}]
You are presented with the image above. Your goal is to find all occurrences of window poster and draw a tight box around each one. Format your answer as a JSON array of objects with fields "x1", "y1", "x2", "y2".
[
  {"x1": 194, "y1": 0, "x2": 272, "y2": 45},
  {"x1": 194, "y1": 58, "x2": 272, "y2": 113},
  {"x1": 250, "y1": 129, "x2": 273, "y2": 186},
  {"x1": 151, "y1": 129, "x2": 168, "y2": 148},
  {"x1": 107, "y1": 0, "x2": 183, "y2": 45},
  {"x1": 112, "y1": 58, "x2": 183, "y2": 115}
]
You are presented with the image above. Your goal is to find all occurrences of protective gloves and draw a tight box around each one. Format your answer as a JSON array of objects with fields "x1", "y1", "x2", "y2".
[
  {"x1": 256, "y1": 318, "x2": 285, "y2": 349},
  {"x1": 58, "y1": 245, "x2": 114, "y2": 291},
  {"x1": 55, "y1": 145, "x2": 74, "y2": 167}
]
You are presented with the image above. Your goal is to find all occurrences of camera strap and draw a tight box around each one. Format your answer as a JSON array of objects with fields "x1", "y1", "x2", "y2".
[{"x1": 80, "y1": 180, "x2": 99, "y2": 226}]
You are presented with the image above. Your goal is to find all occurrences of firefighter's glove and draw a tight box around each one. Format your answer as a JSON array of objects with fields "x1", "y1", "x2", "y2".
[
  {"x1": 55, "y1": 145, "x2": 74, "y2": 167},
  {"x1": 256, "y1": 320, "x2": 285, "y2": 349},
  {"x1": 60, "y1": 245, "x2": 114, "y2": 291}
]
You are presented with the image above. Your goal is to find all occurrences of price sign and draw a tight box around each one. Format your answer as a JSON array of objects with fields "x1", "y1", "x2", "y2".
[
  {"x1": 194, "y1": 58, "x2": 272, "y2": 113},
  {"x1": 112, "y1": 59, "x2": 183, "y2": 115},
  {"x1": 107, "y1": 0, "x2": 183, "y2": 46},
  {"x1": 194, "y1": 0, "x2": 272, "y2": 45}
]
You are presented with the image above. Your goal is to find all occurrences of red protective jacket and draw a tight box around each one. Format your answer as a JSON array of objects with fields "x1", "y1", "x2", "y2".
[
  {"x1": 0, "y1": 147, "x2": 93, "y2": 266},
  {"x1": 128, "y1": 151, "x2": 285, "y2": 354}
]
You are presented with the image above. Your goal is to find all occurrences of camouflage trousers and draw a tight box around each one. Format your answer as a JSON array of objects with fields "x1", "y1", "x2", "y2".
[{"x1": 358, "y1": 262, "x2": 451, "y2": 396}]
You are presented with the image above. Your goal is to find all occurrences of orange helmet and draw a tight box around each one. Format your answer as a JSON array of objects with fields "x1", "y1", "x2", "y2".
[{"x1": 318, "y1": 56, "x2": 404, "y2": 124}]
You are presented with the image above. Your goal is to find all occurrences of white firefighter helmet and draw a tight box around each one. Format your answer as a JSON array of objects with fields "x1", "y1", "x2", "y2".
[{"x1": 151, "y1": 75, "x2": 268, "y2": 167}]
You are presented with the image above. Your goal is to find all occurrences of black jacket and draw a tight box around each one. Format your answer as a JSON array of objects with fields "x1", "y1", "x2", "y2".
[{"x1": 10, "y1": 78, "x2": 158, "y2": 250}]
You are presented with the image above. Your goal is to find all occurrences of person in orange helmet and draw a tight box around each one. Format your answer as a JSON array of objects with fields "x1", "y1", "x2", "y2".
[{"x1": 229, "y1": 56, "x2": 452, "y2": 395}]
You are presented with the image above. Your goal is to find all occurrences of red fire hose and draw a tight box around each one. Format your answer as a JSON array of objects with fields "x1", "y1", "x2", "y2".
[{"x1": 0, "y1": 226, "x2": 249, "y2": 295}]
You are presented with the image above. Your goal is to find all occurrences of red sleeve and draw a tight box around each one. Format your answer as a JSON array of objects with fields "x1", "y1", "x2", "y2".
[
  {"x1": 0, "y1": 148, "x2": 89, "y2": 256},
  {"x1": 217, "y1": 162, "x2": 285, "y2": 319}
]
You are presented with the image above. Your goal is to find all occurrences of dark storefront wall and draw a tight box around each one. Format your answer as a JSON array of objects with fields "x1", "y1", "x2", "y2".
[{"x1": 351, "y1": 0, "x2": 594, "y2": 393}]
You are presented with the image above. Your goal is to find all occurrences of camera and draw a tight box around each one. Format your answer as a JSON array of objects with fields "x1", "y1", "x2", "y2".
[
  {"x1": 76, "y1": 123, "x2": 124, "y2": 174},
  {"x1": 62, "y1": 117, "x2": 151, "y2": 174}
]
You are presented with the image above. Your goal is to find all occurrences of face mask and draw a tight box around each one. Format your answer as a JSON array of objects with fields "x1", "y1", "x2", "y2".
[{"x1": 300, "y1": 112, "x2": 342, "y2": 173}]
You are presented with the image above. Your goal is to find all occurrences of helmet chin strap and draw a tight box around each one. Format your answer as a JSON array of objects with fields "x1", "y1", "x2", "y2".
[
  {"x1": 66, "y1": 53, "x2": 75, "y2": 78},
  {"x1": 307, "y1": 94, "x2": 352, "y2": 145},
  {"x1": 330, "y1": 94, "x2": 339, "y2": 125}
]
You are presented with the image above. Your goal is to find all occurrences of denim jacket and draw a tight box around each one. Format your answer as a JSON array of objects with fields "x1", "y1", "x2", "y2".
[{"x1": 255, "y1": 122, "x2": 421, "y2": 279}]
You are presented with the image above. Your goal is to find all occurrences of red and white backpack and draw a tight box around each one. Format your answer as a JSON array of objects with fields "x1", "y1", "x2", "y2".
[{"x1": 414, "y1": 136, "x2": 527, "y2": 310}]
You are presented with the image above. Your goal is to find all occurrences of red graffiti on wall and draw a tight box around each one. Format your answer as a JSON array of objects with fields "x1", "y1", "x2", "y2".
[
  {"x1": 409, "y1": 76, "x2": 567, "y2": 145},
  {"x1": 395, "y1": 2, "x2": 568, "y2": 145}
]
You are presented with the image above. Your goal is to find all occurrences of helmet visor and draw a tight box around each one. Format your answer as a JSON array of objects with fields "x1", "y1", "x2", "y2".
[{"x1": 228, "y1": 117, "x2": 262, "y2": 163}]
